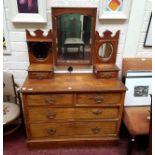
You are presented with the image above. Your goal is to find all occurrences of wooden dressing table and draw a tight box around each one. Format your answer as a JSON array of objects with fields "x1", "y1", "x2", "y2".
[
  {"x1": 22, "y1": 74, "x2": 126, "y2": 147},
  {"x1": 21, "y1": 7, "x2": 127, "y2": 147}
]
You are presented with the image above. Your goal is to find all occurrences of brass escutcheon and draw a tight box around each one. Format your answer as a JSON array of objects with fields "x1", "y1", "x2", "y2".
[
  {"x1": 47, "y1": 128, "x2": 56, "y2": 135},
  {"x1": 91, "y1": 127, "x2": 101, "y2": 134},
  {"x1": 47, "y1": 112, "x2": 56, "y2": 119}
]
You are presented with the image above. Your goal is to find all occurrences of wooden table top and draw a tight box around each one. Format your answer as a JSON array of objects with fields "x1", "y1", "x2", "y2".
[{"x1": 21, "y1": 73, "x2": 127, "y2": 93}]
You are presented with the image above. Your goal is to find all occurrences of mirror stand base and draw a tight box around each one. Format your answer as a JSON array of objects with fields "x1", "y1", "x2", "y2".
[
  {"x1": 28, "y1": 64, "x2": 54, "y2": 79},
  {"x1": 93, "y1": 64, "x2": 120, "y2": 79}
]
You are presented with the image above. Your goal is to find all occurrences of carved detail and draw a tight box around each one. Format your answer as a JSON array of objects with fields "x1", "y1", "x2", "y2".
[
  {"x1": 26, "y1": 29, "x2": 53, "y2": 65},
  {"x1": 95, "y1": 30, "x2": 120, "y2": 41},
  {"x1": 26, "y1": 29, "x2": 53, "y2": 41},
  {"x1": 94, "y1": 30, "x2": 120, "y2": 64}
]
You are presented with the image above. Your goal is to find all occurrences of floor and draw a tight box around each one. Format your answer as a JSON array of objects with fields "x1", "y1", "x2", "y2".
[{"x1": 3, "y1": 125, "x2": 148, "y2": 155}]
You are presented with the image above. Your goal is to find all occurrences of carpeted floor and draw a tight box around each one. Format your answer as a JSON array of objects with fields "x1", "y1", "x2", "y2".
[{"x1": 3, "y1": 125, "x2": 148, "y2": 155}]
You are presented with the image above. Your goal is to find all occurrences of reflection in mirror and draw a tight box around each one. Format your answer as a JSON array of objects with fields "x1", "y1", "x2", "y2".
[
  {"x1": 56, "y1": 13, "x2": 92, "y2": 63},
  {"x1": 98, "y1": 43, "x2": 113, "y2": 61},
  {"x1": 32, "y1": 42, "x2": 49, "y2": 59}
]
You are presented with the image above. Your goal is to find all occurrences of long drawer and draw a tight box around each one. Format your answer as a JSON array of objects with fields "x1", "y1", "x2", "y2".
[
  {"x1": 28, "y1": 107, "x2": 119, "y2": 122},
  {"x1": 30, "y1": 121, "x2": 117, "y2": 139},
  {"x1": 77, "y1": 93, "x2": 122, "y2": 106},
  {"x1": 26, "y1": 94, "x2": 73, "y2": 106}
]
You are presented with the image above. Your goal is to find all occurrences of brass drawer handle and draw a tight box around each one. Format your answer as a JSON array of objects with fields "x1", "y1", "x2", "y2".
[
  {"x1": 103, "y1": 73, "x2": 112, "y2": 79},
  {"x1": 47, "y1": 128, "x2": 56, "y2": 135},
  {"x1": 93, "y1": 110, "x2": 102, "y2": 116},
  {"x1": 91, "y1": 127, "x2": 101, "y2": 134},
  {"x1": 47, "y1": 112, "x2": 56, "y2": 119},
  {"x1": 45, "y1": 98, "x2": 55, "y2": 104},
  {"x1": 94, "y1": 96, "x2": 104, "y2": 104},
  {"x1": 31, "y1": 73, "x2": 45, "y2": 79}
]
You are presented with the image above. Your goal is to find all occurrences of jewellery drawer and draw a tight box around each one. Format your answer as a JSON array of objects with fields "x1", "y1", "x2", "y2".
[
  {"x1": 77, "y1": 93, "x2": 122, "y2": 106},
  {"x1": 28, "y1": 64, "x2": 54, "y2": 79},
  {"x1": 26, "y1": 94, "x2": 73, "y2": 106},
  {"x1": 75, "y1": 121, "x2": 117, "y2": 137},
  {"x1": 28, "y1": 71, "x2": 53, "y2": 79},
  {"x1": 93, "y1": 64, "x2": 119, "y2": 79},
  {"x1": 95, "y1": 71, "x2": 118, "y2": 79},
  {"x1": 30, "y1": 122, "x2": 74, "y2": 138},
  {"x1": 27, "y1": 107, "x2": 119, "y2": 122}
]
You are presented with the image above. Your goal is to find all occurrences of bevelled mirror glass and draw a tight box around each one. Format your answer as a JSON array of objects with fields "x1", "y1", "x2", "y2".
[
  {"x1": 98, "y1": 43, "x2": 113, "y2": 62},
  {"x1": 56, "y1": 13, "x2": 92, "y2": 64},
  {"x1": 52, "y1": 8, "x2": 97, "y2": 65},
  {"x1": 32, "y1": 42, "x2": 49, "y2": 60}
]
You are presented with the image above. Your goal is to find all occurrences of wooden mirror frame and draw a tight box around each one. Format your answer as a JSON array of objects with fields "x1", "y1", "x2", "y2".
[
  {"x1": 94, "y1": 30, "x2": 120, "y2": 64},
  {"x1": 52, "y1": 7, "x2": 97, "y2": 66},
  {"x1": 26, "y1": 29, "x2": 53, "y2": 64}
]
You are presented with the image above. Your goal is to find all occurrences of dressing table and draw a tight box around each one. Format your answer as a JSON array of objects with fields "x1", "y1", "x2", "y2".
[{"x1": 21, "y1": 7, "x2": 126, "y2": 147}]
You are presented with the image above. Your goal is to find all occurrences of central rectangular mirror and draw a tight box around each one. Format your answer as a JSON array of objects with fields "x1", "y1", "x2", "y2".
[{"x1": 52, "y1": 7, "x2": 97, "y2": 66}]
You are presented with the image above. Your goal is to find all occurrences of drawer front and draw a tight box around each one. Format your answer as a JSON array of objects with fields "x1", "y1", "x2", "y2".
[
  {"x1": 28, "y1": 107, "x2": 74, "y2": 122},
  {"x1": 75, "y1": 121, "x2": 117, "y2": 137},
  {"x1": 28, "y1": 107, "x2": 119, "y2": 122},
  {"x1": 75, "y1": 107, "x2": 119, "y2": 120},
  {"x1": 97, "y1": 72, "x2": 118, "y2": 79},
  {"x1": 28, "y1": 71, "x2": 53, "y2": 79},
  {"x1": 30, "y1": 121, "x2": 117, "y2": 138},
  {"x1": 27, "y1": 94, "x2": 73, "y2": 106},
  {"x1": 77, "y1": 93, "x2": 121, "y2": 106},
  {"x1": 30, "y1": 122, "x2": 74, "y2": 138}
]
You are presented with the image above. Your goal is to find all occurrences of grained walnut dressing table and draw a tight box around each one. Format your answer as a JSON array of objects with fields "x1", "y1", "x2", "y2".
[{"x1": 21, "y1": 7, "x2": 127, "y2": 147}]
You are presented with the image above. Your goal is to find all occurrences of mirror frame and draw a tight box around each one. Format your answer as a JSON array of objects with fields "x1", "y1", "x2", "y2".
[
  {"x1": 94, "y1": 30, "x2": 120, "y2": 64},
  {"x1": 98, "y1": 42, "x2": 113, "y2": 62},
  {"x1": 52, "y1": 7, "x2": 97, "y2": 66}
]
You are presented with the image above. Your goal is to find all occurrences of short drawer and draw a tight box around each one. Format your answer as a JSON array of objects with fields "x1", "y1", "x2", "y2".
[
  {"x1": 26, "y1": 94, "x2": 73, "y2": 106},
  {"x1": 30, "y1": 122, "x2": 74, "y2": 138},
  {"x1": 77, "y1": 93, "x2": 122, "y2": 106},
  {"x1": 28, "y1": 107, "x2": 74, "y2": 122},
  {"x1": 97, "y1": 71, "x2": 118, "y2": 79},
  {"x1": 75, "y1": 121, "x2": 117, "y2": 137},
  {"x1": 75, "y1": 107, "x2": 119, "y2": 120},
  {"x1": 28, "y1": 71, "x2": 53, "y2": 79}
]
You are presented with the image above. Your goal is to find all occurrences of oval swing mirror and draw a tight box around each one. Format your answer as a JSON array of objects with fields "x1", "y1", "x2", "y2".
[
  {"x1": 32, "y1": 42, "x2": 49, "y2": 60},
  {"x1": 98, "y1": 43, "x2": 113, "y2": 62}
]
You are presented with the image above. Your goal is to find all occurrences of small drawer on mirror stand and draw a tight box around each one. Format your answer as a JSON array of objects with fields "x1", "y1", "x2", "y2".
[
  {"x1": 28, "y1": 64, "x2": 54, "y2": 79},
  {"x1": 93, "y1": 64, "x2": 119, "y2": 79},
  {"x1": 28, "y1": 71, "x2": 54, "y2": 79}
]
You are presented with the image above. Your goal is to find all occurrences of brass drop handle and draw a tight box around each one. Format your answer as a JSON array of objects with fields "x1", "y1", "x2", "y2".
[
  {"x1": 91, "y1": 127, "x2": 101, "y2": 134},
  {"x1": 93, "y1": 110, "x2": 102, "y2": 116},
  {"x1": 47, "y1": 128, "x2": 56, "y2": 135},
  {"x1": 94, "y1": 96, "x2": 103, "y2": 104},
  {"x1": 47, "y1": 112, "x2": 56, "y2": 119},
  {"x1": 103, "y1": 73, "x2": 112, "y2": 79},
  {"x1": 31, "y1": 73, "x2": 45, "y2": 79},
  {"x1": 45, "y1": 98, "x2": 55, "y2": 104}
]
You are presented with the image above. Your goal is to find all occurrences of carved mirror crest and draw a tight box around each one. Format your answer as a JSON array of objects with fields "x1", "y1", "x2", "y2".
[{"x1": 26, "y1": 29, "x2": 53, "y2": 64}]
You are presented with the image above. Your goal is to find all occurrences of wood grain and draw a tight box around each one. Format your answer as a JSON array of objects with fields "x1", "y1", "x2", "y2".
[{"x1": 28, "y1": 107, "x2": 119, "y2": 122}]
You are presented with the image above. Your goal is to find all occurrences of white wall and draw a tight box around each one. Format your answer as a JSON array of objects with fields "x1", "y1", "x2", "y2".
[
  {"x1": 3, "y1": 0, "x2": 152, "y2": 86},
  {"x1": 123, "y1": 0, "x2": 152, "y2": 57}
]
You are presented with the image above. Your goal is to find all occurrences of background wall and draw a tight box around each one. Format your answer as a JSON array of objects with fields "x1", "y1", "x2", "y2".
[{"x1": 3, "y1": 0, "x2": 152, "y2": 86}]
